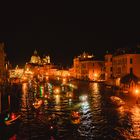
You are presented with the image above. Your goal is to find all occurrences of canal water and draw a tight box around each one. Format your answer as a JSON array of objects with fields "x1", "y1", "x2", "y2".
[{"x1": 1, "y1": 80, "x2": 140, "y2": 140}]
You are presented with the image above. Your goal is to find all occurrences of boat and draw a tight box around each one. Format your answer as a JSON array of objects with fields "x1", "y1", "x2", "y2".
[
  {"x1": 4, "y1": 112, "x2": 21, "y2": 126},
  {"x1": 71, "y1": 111, "x2": 80, "y2": 124},
  {"x1": 110, "y1": 96, "x2": 125, "y2": 107},
  {"x1": 0, "y1": 92, "x2": 21, "y2": 127},
  {"x1": 66, "y1": 91, "x2": 73, "y2": 98},
  {"x1": 0, "y1": 83, "x2": 21, "y2": 139},
  {"x1": 32, "y1": 98, "x2": 43, "y2": 109},
  {"x1": 0, "y1": 111, "x2": 21, "y2": 139}
]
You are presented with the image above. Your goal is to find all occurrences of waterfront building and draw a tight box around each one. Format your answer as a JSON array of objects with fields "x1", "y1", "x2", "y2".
[
  {"x1": 30, "y1": 50, "x2": 51, "y2": 65},
  {"x1": 22, "y1": 50, "x2": 56, "y2": 81},
  {"x1": 72, "y1": 52, "x2": 104, "y2": 81},
  {"x1": 56, "y1": 69, "x2": 70, "y2": 77},
  {"x1": 105, "y1": 47, "x2": 140, "y2": 92},
  {"x1": 105, "y1": 53, "x2": 113, "y2": 83},
  {"x1": 27, "y1": 50, "x2": 52, "y2": 73}
]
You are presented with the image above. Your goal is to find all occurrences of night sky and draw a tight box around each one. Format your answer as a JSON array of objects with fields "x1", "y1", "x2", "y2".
[{"x1": 0, "y1": 2, "x2": 140, "y2": 67}]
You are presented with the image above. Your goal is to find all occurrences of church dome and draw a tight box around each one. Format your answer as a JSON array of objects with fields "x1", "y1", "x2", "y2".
[{"x1": 30, "y1": 50, "x2": 41, "y2": 64}]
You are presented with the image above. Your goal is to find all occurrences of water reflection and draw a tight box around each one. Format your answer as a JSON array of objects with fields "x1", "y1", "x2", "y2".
[
  {"x1": 68, "y1": 99, "x2": 72, "y2": 106},
  {"x1": 21, "y1": 83, "x2": 28, "y2": 110},
  {"x1": 129, "y1": 105, "x2": 140, "y2": 139},
  {"x1": 54, "y1": 95, "x2": 60, "y2": 104},
  {"x1": 6, "y1": 81, "x2": 140, "y2": 139}
]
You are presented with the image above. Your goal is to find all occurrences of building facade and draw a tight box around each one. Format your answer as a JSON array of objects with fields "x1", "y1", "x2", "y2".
[
  {"x1": 105, "y1": 54, "x2": 113, "y2": 82},
  {"x1": 30, "y1": 50, "x2": 50, "y2": 65},
  {"x1": 105, "y1": 48, "x2": 140, "y2": 87},
  {"x1": 72, "y1": 52, "x2": 104, "y2": 81}
]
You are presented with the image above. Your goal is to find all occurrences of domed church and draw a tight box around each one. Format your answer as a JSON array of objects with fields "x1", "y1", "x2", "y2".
[
  {"x1": 30, "y1": 50, "x2": 41, "y2": 64},
  {"x1": 30, "y1": 50, "x2": 51, "y2": 65}
]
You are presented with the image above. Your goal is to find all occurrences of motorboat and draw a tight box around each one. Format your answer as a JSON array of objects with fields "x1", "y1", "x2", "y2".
[
  {"x1": 110, "y1": 96, "x2": 125, "y2": 107},
  {"x1": 71, "y1": 111, "x2": 80, "y2": 124},
  {"x1": 33, "y1": 98, "x2": 43, "y2": 109}
]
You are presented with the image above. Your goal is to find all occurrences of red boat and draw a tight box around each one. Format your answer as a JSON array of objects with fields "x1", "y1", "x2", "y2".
[
  {"x1": 4, "y1": 112, "x2": 21, "y2": 126},
  {"x1": 71, "y1": 111, "x2": 80, "y2": 124}
]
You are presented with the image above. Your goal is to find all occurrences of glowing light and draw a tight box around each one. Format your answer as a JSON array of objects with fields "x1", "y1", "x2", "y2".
[
  {"x1": 94, "y1": 73, "x2": 97, "y2": 77},
  {"x1": 79, "y1": 95, "x2": 88, "y2": 102},
  {"x1": 54, "y1": 87, "x2": 60, "y2": 94},
  {"x1": 46, "y1": 76, "x2": 49, "y2": 80},
  {"x1": 48, "y1": 83, "x2": 53, "y2": 93},
  {"x1": 40, "y1": 86, "x2": 44, "y2": 97},
  {"x1": 55, "y1": 94, "x2": 60, "y2": 104},
  {"x1": 11, "y1": 113, "x2": 16, "y2": 119},
  {"x1": 63, "y1": 78, "x2": 66, "y2": 82},
  {"x1": 4, "y1": 114, "x2": 10, "y2": 121},
  {"x1": 22, "y1": 83, "x2": 27, "y2": 94},
  {"x1": 81, "y1": 101, "x2": 89, "y2": 113},
  {"x1": 45, "y1": 94, "x2": 48, "y2": 98},
  {"x1": 135, "y1": 89, "x2": 139, "y2": 94}
]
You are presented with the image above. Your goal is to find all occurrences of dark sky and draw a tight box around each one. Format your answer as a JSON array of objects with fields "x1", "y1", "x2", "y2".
[{"x1": 0, "y1": 2, "x2": 140, "y2": 67}]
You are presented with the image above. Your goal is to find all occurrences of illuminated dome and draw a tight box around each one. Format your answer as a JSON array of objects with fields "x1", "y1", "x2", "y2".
[{"x1": 30, "y1": 50, "x2": 41, "y2": 64}]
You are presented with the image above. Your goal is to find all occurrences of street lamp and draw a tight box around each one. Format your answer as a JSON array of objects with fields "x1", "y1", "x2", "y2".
[
  {"x1": 135, "y1": 88, "x2": 139, "y2": 104},
  {"x1": 135, "y1": 89, "x2": 139, "y2": 94}
]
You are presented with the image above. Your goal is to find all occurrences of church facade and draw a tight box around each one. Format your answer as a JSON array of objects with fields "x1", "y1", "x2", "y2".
[{"x1": 30, "y1": 50, "x2": 50, "y2": 65}]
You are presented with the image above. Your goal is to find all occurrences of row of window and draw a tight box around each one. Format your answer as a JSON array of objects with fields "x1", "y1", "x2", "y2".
[
  {"x1": 108, "y1": 67, "x2": 133, "y2": 78},
  {"x1": 106, "y1": 57, "x2": 133, "y2": 64},
  {"x1": 106, "y1": 66, "x2": 133, "y2": 75}
]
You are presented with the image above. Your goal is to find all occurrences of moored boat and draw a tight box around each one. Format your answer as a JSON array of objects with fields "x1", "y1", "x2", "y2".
[{"x1": 4, "y1": 112, "x2": 21, "y2": 126}]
